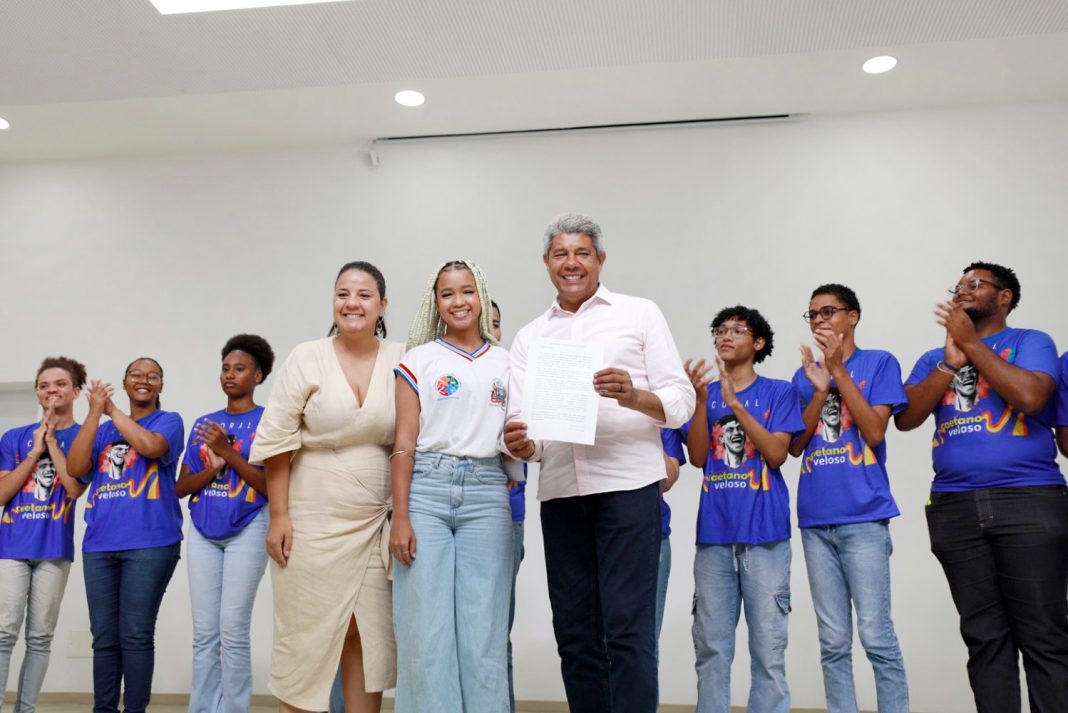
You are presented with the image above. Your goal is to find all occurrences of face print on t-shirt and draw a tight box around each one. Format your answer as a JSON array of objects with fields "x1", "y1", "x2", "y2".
[
  {"x1": 818, "y1": 388, "x2": 855, "y2": 443},
  {"x1": 101, "y1": 440, "x2": 136, "y2": 481},
  {"x1": 31, "y1": 455, "x2": 57, "y2": 501},
  {"x1": 951, "y1": 365, "x2": 980, "y2": 412},
  {"x1": 712, "y1": 414, "x2": 756, "y2": 469},
  {"x1": 942, "y1": 364, "x2": 993, "y2": 414}
]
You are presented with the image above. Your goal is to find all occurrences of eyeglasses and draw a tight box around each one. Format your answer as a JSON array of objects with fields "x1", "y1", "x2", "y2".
[
  {"x1": 713, "y1": 324, "x2": 751, "y2": 340},
  {"x1": 802, "y1": 306, "x2": 850, "y2": 323},
  {"x1": 948, "y1": 278, "x2": 1004, "y2": 295},
  {"x1": 126, "y1": 371, "x2": 162, "y2": 384}
]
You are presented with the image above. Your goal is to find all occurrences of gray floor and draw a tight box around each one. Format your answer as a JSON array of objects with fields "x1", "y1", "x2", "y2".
[{"x1": 22, "y1": 706, "x2": 575, "y2": 713}]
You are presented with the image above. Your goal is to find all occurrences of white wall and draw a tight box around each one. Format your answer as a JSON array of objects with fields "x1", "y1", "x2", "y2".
[{"x1": 1, "y1": 100, "x2": 1066, "y2": 712}]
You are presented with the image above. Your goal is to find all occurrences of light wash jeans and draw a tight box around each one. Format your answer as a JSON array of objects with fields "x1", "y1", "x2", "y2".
[
  {"x1": 328, "y1": 667, "x2": 344, "y2": 713},
  {"x1": 392, "y1": 452, "x2": 513, "y2": 713},
  {"x1": 801, "y1": 521, "x2": 908, "y2": 713},
  {"x1": 187, "y1": 509, "x2": 268, "y2": 713},
  {"x1": 0, "y1": 558, "x2": 71, "y2": 713},
  {"x1": 507, "y1": 520, "x2": 525, "y2": 713},
  {"x1": 693, "y1": 541, "x2": 791, "y2": 713}
]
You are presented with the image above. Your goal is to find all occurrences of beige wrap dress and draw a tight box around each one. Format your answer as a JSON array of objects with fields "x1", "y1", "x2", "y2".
[{"x1": 249, "y1": 336, "x2": 404, "y2": 710}]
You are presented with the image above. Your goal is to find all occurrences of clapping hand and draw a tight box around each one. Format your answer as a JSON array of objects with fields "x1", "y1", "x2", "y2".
[
  {"x1": 194, "y1": 420, "x2": 231, "y2": 457},
  {"x1": 684, "y1": 358, "x2": 714, "y2": 403},
  {"x1": 715, "y1": 355, "x2": 738, "y2": 407},
  {"x1": 800, "y1": 345, "x2": 831, "y2": 393},
  {"x1": 935, "y1": 301, "x2": 977, "y2": 358},
  {"x1": 86, "y1": 380, "x2": 115, "y2": 417}
]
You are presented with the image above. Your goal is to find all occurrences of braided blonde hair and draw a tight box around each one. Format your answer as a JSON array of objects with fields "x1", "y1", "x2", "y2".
[{"x1": 406, "y1": 259, "x2": 497, "y2": 350}]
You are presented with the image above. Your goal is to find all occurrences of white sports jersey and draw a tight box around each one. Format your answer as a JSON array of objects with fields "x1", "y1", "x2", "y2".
[{"x1": 396, "y1": 339, "x2": 510, "y2": 458}]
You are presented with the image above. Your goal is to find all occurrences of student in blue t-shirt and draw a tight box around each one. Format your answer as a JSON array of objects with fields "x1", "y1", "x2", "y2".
[
  {"x1": 681, "y1": 306, "x2": 803, "y2": 713},
  {"x1": 1056, "y1": 351, "x2": 1068, "y2": 458},
  {"x1": 68, "y1": 357, "x2": 185, "y2": 713},
  {"x1": 896, "y1": 261, "x2": 1068, "y2": 713},
  {"x1": 657, "y1": 429, "x2": 683, "y2": 650},
  {"x1": 789, "y1": 284, "x2": 908, "y2": 713},
  {"x1": 0, "y1": 357, "x2": 89, "y2": 712},
  {"x1": 177, "y1": 335, "x2": 275, "y2": 713}
]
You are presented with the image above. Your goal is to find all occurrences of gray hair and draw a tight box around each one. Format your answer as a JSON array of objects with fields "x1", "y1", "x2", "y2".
[{"x1": 543, "y1": 213, "x2": 605, "y2": 257}]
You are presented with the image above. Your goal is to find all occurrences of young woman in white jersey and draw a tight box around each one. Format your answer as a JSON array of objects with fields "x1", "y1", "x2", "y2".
[{"x1": 389, "y1": 259, "x2": 513, "y2": 713}]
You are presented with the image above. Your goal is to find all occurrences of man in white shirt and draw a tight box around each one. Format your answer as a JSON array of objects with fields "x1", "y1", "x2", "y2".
[{"x1": 504, "y1": 213, "x2": 694, "y2": 713}]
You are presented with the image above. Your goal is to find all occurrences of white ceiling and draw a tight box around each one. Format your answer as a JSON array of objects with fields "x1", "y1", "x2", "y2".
[{"x1": 1, "y1": 0, "x2": 1067, "y2": 162}]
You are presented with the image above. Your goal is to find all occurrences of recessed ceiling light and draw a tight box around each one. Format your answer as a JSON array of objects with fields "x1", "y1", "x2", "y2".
[
  {"x1": 0, "y1": 117, "x2": 9, "y2": 131},
  {"x1": 149, "y1": 0, "x2": 355, "y2": 14},
  {"x1": 394, "y1": 90, "x2": 425, "y2": 107},
  {"x1": 862, "y1": 55, "x2": 898, "y2": 75}
]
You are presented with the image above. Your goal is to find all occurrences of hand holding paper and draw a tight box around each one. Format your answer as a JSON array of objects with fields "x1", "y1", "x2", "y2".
[
  {"x1": 593, "y1": 368, "x2": 637, "y2": 408},
  {"x1": 521, "y1": 338, "x2": 603, "y2": 445}
]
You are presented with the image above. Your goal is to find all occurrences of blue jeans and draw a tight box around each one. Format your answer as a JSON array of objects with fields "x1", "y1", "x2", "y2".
[
  {"x1": 83, "y1": 544, "x2": 181, "y2": 713},
  {"x1": 801, "y1": 522, "x2": 908, "y2": 713},
  {"x1": 188, "y1": 509, "x2": 268, "y2": 713},
  {"x1": 927, "y1": 486, "x2": 1068, "y2": 713},
  {"x1": 541, "y1": 481, "x2": 661, "y2": 713},
  {"x1": 328, "y1": 668, "x2": 344, "y2": 713},
  {"x1": 507, "y1": 520, "x2": 525, "y2": 713},
  {"x1": 392, "y1": 452, "x2": 513, "y2": 713},
  {"x1": 0, "y1": 558, "x2": 71, "y2": 713},
  {"x1": 693, "y1": 541, "x2": 791, "y2": 713}
]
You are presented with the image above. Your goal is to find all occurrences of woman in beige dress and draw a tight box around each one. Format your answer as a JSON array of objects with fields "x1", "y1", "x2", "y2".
[{"x1": 250, "y1": 261, "x2": 404, "y2": 713}]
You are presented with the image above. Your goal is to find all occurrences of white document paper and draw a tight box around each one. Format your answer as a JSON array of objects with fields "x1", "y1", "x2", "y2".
[{"x1": 522, "y1": 338, "x2": 603, "y2": 445}]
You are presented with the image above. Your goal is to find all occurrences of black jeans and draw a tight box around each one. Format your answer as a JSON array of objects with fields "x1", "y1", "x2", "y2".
[
  {"x1": 541, "y1": 482, "x2": 661, "y2": 713},
  {"x1": 926, "y1": 486, "x2": 1068, "y2": 713}
]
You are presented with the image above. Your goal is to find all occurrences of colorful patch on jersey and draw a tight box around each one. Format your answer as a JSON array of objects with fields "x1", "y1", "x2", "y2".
[
  {"x1": 489, "y1": 378, "x2": 507, "y2": 408},
  {"x1": 435, "y1": 374, "x2": 460, "y2": 398}
]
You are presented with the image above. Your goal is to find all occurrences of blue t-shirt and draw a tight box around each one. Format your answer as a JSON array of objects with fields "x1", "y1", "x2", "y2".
[
  {"x1": 1056, "y1": 352, "x2": 1068, "y2": 427},
  {"x1": 509, "y1": 480, "x2": 526, "y2": 523},
  {"x1": 681, "y1": 376, "x2": 804, "y2": 545},
  {"x1": 0, "y1": 423, "x2": 82, "y2": 561},
  {"x1": 182, "y1": 407, "x2": 267, "y2": 540},
  {"x1": 660, "y1": 428, "x2": 687, "y2": 539},
  {"x1": 82, "y1": 410, "x2": 185, "y2": 552},
  {"x1": 791, "y1": 349, "x2": 906, "y2": 528},
  {"x1": 905, "y1": 328, "x2": 1063, "y2": 491}
]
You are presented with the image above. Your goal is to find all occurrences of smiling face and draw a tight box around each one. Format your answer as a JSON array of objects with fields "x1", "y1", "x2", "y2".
[
  {"x1": 953, "y1": 269, "x2": 1008, "y2": 323},
  {"x1": 220, "y1": 349, "x2": 261, "y2": 399},
  {"x1": 721, "y1": 419, "x2": 745, "y2": 455},
  {"x1": 333, "y1": 268, "x2": 387, "y2": 337},
  {"x1": 435, "y1": 267, "x2": 481, "y2": 335},
  {"x1": 34, "y1": 457, "x2": 57, "y2": 489},
  {"x1": 109, "y1": 442, "x2": 130, "y2": 467},
  {"x1": 35, "y1": 367, "x2": 80, "y2": 414},
  {"x1": 822, "y1": 390, "x2": 842, "y2": 428},
  {"x1": 544, "y1": 232, "x2": 605, "y2": 313},
  {"x1": 124, "y1": 359, "x2": 163, "y2": 409},
  {"x1": 955, "y1": 365, "x2": 978, "y2": 398}
]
